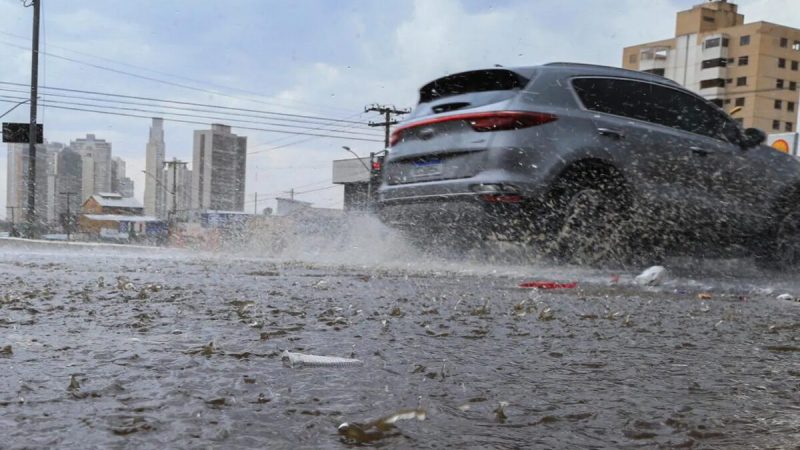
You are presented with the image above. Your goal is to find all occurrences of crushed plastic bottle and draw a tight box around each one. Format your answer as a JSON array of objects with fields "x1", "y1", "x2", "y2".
[
  {"x1": 281, "y1": 350, "x2": 362, "y2": 368},
  {"x1": 634, "y1": 266, "x2": 666, "y2": 286},
  {"x1": 776, "y1": 293, "x2": 795, "y2": 302}
]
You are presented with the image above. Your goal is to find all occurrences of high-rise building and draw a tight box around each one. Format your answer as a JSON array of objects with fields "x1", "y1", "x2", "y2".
[
  {"x1": 70, "y1": 134, "x2": 112, "y2": 201},
  {"x1": 144, "y1": 118, "x2": 166, "y2": 218},
  {"x1": 191, "y1": 124, "x2": 247, "y2": 212},
  {"x1": 53, "y1": 148, "x2": 83, "y2": 227},
  {"x1": 110, "y1": 157, "x2": 134, "y2": 198},
  {"x1": 623, "y1": 0, "x2": 800, "y2": 132},
  {"x1": 5, "y1": 143, "x2": 51, "y2": 226},
  {"x1": 163, "y1": 163, "x2": 192, "y2": 221}
]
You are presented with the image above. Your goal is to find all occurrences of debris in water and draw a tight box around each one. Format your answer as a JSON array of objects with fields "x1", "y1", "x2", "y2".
[
  {"x1": 0, "y1": 345, "x2": 12, "y2": 355},
  {"x1": 697, "y1": 292, "x2": 712, "y2": 300},
  {"x1": 538, "y1": 307, "x2": 555, "y2": 321},
  {"x1": 338, "y1": 408, "x2": 426, "y2": 444},
  {"x1": 67, "y1": 375, "x2": 80, "y2": 391},
  {"x1": 635, "y1": 266, "x2": 666, "y2": 286},
  {"x1": 281, "y1": 350, "x2": 362, "y2": 368},
  {"x1": 494, "y1": 401, "x2": 509, "y2": 423},
  {"x1": 519, "y1": 281, "x2": 577, "y2": 289},
  {"x1": 776, "y1": 293, "x2": 795, "y2": 302}
]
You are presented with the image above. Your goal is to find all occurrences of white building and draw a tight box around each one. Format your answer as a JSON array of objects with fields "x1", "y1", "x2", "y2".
[
  {"x1": 5, "y1": 142, "x2": 56, "y2": 226},
  {"x1": 70, "y1": 134, "x2": 112, "y2": 201},
  {"x1": 191, "y1": 124, "x2": 247, "y2": 213},
  {"x1": 144, "y1": 118, "x2": 166, "y2": 218}
]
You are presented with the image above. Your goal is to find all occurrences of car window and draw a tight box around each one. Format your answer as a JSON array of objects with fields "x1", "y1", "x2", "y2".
[{"x1": 572, "y1": 77, "x2": 739, "y2": 144}]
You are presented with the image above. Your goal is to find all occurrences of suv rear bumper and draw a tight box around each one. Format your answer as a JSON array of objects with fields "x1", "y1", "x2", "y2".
[{"x1": 375, "y1": 192, "x2": 541, "y2": 240}]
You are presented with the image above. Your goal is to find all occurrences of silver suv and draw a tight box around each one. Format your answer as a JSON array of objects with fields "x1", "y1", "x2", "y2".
[{"x1": 376, "y1": 63, "x2": 800, "y2": 266}]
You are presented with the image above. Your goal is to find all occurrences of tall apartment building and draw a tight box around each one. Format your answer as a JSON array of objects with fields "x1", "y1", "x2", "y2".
[
  {"x1": 191, "y1": 124, "x2": 247, "y2": 212},
  {"x1": 5, "y1": 142, "x2": 53, "y2": 226},
  {"x1": 53, "y1": 148, "x2": 83, "y2": 226},
  {"x1": 70, "y1": 134, "x2": 112, "y2": 201},
  {"x1": 144, "y1": 118, "x2": 166, "y2": 217},
  {"x1": 623, "y1": 0, "x2": 800, "y2": 133},
  {"x1": 163, "y1": 163, "x2": 192, "y2": 221},
  {"x1": 111, "y1": 157, "x2": 134, "y2": 198}
]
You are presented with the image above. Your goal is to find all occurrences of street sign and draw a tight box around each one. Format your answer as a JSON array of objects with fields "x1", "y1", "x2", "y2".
[{"x1": 2, "y1": 122, "x2": 43, "y2": 143}]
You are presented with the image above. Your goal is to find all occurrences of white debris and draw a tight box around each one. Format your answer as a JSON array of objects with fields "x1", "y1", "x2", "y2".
[
  {"x1": 281, "y1": 350, "x2": 362, "y2": 368},
  {"x1": 635, "y1": 266, "x2": 667, "y2": 286},
  {"x1": 777, "y1": 293, "x2": 795, "y2": 302}
]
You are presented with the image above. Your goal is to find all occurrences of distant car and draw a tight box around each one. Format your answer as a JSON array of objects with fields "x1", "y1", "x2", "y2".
[{"x1": 376, "y1": 63, "x2": 800, "y2": 267}]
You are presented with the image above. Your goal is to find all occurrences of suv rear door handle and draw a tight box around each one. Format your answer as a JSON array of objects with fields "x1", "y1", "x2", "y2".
[
  {"x1": 597, "y1": 128, "x2": 624, "y2": 139},
  {"x1": 690, "y1": 146, "x2": 714, "y2": 156}
]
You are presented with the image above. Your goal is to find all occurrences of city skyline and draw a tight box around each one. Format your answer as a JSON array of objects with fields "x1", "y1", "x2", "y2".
[{"x1": 1, "y1": 0, "x2": 800, "y2": 219}]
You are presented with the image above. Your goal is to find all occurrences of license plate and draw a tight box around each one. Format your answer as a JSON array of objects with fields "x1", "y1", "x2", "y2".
[{"x1": 410, "y1": 159, "x2": 442, "y2": 177}]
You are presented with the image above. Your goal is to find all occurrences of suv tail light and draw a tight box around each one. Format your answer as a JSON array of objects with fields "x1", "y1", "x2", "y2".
[{"x1": 390, "y1": 111, "x2": 557, "y2": 147}]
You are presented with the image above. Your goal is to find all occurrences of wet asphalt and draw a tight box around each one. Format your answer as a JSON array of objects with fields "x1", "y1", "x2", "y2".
[{"x1": 0, "y1": 238, "x2": 799, "y2": 449}]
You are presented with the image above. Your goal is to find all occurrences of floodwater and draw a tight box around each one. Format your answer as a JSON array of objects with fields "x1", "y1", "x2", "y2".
[{"x1": 1, "y1": 224, "x2": 799, "y2": 449}]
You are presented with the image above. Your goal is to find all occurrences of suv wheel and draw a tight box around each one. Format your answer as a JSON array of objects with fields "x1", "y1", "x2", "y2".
[
  {"x1": 760, "y1": 208, "x2": 800, "y2": 269},
  {"x1": 545, "y1": 184, "x2": 630, "y2": 266}
]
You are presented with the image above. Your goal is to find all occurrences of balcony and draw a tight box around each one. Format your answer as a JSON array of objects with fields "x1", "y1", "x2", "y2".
[{"x1": 639, "y1": 47, "x2": 670, "y2": 72}]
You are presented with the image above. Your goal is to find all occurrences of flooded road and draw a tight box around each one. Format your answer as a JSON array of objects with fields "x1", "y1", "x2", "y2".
[{"x1": 1, "y1": 238, "x2": 799, "y2": 449}]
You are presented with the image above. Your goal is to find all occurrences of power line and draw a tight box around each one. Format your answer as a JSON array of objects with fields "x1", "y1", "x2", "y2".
[
  {"x1": 0, "y1": 87, "x2": 382, "y2": 133},
  {"x1": 0, "y1": 80, "x2": 369, "y2": 126},
  {"x1": 0, "y1": 98, "x2": 383, "y2": 142},
  {"x1": 0, "y1": 92, "x2": 381, "y2": 138}
]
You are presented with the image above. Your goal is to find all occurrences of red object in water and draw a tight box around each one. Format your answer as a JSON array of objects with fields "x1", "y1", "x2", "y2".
[{"x1": 518, "y1": 281, "x2": 577, "y2": 289}]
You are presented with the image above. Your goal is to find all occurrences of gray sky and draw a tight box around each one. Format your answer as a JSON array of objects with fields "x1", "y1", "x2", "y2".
[{"x1": 1, "y1": 0, "x2": 799, "y2": 217}]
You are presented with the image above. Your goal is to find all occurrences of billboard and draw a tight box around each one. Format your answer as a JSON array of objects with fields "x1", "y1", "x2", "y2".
[
  {"x1": 2, "y1": 122, "x2": 43, "y2": 144},
  {"x1": 767, "y1": 132, "x2": 798, "y2": 157}
]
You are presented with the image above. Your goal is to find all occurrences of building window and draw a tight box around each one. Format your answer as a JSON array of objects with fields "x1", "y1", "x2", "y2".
[
  {"x1": 629, "y1": 53, "x2": 637, "y2": 64},
  {"x1": 703, "y1": 16, "x2": 715, "y2": 23},
  {"x1": 780, "y1": 37, "x2": 789, "y2": 48},
  {"x1": 779, "y1": 58, "x2": 787, "y2": 68},
  {"x1": 791, "y1": 81, "x2": 798, "y2": 91},
  {"x1": 700, "y1": 78, "x2": 726, "y2": 89},
  {"x1": 773, "y1": 120, "x2": 781, "y2": 130},
  {"x1": 787, "y1": 122, "x2": 794, "y2": 132},
  {"x1": 775, "y1": 99, "x2": 783, "y2": 109},
  {"x1": 738, "y1": 56, "x2": 749, "y2": 66},
  {"x1": 736, "y1": 77, "x2": 747, "y2": 86},
  {"x1": 777, "y1": 79, "x2": 785, "y2": 89},
  {"x1": 702, "y1": 58, "x2": 727, "y2": 69},
  {"x1": 794, "y1": 41, "x2": 800, "y2": 51},
  {"x1": 789, "y1": 101, "x2": 796, "y2": 112},
  {"x1": 792, "y1": 60, "x2": 799, "y2": 71},
  {"x1": 740, "y1": 35, "x2": 750, "y2": 46},
  {"x1": 705, "y1": 38, "x2": 720, "y2": 49},
  {"x1": 735, "y1": 97, "x2": 745, "y2": 106},
  {"x1": 722, "y1": 37, "x2": 729, "y2": 47}
]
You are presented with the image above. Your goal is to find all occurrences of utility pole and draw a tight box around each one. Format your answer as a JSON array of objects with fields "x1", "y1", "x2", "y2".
[
  {"x1": 254, "y1": 192, "x2": 258, "y2": 214},
  {"x1": 59, "y1": 191, "x2": 76, "y2": 240},
  {"x1": 365, "y1": 104, "x2": 411, "y2": 148},
  {"x1": 289, "y1": 188, "x2": 294, "y2": 200},
  {"x1": 25, "y1": 0, "x2": 41, "y2": 237},
  {"x1": 163, "y1": 158, "x2": 187, "y2": 220}
]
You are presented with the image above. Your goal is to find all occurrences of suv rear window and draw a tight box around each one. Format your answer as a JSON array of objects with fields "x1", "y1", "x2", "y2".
[
  {"x1": 571, "y1": 77, "x2": 739, "y2": 143},
  {"x1": 419, "y1": 69, "x2": 528, "y2": 103}
]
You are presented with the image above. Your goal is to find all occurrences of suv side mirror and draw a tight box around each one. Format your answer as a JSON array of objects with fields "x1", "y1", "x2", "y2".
[{"x1": 741, "y1": 127, "x2": 766, "y2": 148}]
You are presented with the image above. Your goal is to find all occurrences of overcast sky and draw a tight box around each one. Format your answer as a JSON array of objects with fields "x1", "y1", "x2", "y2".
[{"x1": 1, "y1": 0, "x2": 799, "y2": 218}]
